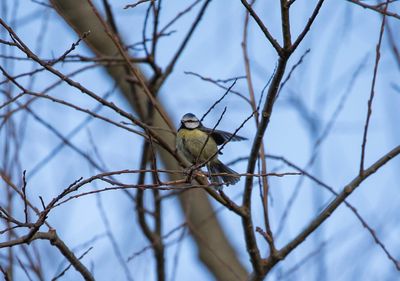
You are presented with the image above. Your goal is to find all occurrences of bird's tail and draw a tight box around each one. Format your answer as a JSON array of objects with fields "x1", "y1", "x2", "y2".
[{"x1": 208, "y1": 160, "x2": 240, "y2": 187}]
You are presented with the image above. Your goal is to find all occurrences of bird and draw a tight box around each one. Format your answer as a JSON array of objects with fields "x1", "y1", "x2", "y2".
[{"x1": 176, "y1": 113, "x2": 246, "y2": 187}]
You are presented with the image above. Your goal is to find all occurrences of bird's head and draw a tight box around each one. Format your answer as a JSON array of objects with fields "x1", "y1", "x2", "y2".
[{"x1": 181, "y1": 113, "x2": 200, "y2": 129}]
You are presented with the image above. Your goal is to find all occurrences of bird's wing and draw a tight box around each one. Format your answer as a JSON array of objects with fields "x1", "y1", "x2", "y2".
[{"x1": 201, "y1": 127, "x2": 247, "y2": 145}]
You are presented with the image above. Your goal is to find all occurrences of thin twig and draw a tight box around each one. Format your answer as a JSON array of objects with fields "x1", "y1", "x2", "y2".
[
  {"x1": 290, "y1": 0, "x2": 325, "y2": 53},
  {"x1": 185, "y1": 71, "x2": 251, "y2": 104},
  {"x1": 52, "y1": 247, "x2": 93, "y2": 281},
  {"x1": 159, "y1": 0, "x2": 202, "y2": 34},
  {"x1": 21, "y1": 170, "x2": 28, "y2": 223},
  {"x1": 200, "y1": 80, "x2": 236, "y2": 122},
  {"x1": 240, "y1": 0, "x2": 283, "y2": 56},
  {"x1": 195, "y1": 107, "x2": 227, "y2": 166},
  {"x1": 360, "y1": 1, "x2": 388, "y2": 174},
  {"x1": 124, "y1": 0, "x2": 152, "y2": 9},
  {"x1": 278, "y1": 48, "x2": 310, "y2": 94}
]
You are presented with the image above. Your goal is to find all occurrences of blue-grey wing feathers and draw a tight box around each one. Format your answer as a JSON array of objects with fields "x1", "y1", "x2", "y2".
[{"x1": 200, "y1": 127, "x2": 247, "y2": 145}]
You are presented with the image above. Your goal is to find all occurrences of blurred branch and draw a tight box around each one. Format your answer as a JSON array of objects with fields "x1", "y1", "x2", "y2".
[
  {"x1": 30, "y1": 0, "x2": 53, "y2": 8},
  {"x1": 136, "y1": 140, "x2": 166, "y2": 281},
  {"x1": 27, "y1": 82, "x2": 117, "y2": 178},
  {"x1": 0, "y1": 265, "x2": 11, "y2": 281},
  {"x1": 95, "y1": 192, "x2": 134, "y2": 281},
  {"x1": 276, "y1": 57, "x2": 366, "y2": 238},
  {"x1": 242, "y1": 0, "x2": 276, "y2": 255},
  {"x1": 277, "y1": 145, "x2": 400, "y2": 271},
  {"x1": 265, "y1": 153, "x2": 399, "y2": 269},
  {"x1": 231, "y1": 146, "x2": 400, "y2": 277},
  {"x1": 277, "y1": 241, "x2": 327, "y2": 280},
  {"x1": 347, "y1": 0, "x2": 400, "y2": 20},
  {"x1": 386, "y1": 23, "x2": 400, "y2": 70},
  {"x1": 160, "y1": 0, "x2": 202, "y2": 34},
  {"x1": 86, "y1": 0, "x2": 174, "y2": 131},
  {"x1": 41, "y1": 2, "x2": 248, "y2": 275},
  {"x1": 156, "y1": 0, "x2": 212, "y2": 88},
  {"x1": 0, "y1": 22, "x2": 176, "y2": 155}
]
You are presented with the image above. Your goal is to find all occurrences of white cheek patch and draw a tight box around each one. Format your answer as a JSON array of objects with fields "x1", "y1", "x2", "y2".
[{"x1": 185, "y1": 121, "x2": 199, "y2": 129}]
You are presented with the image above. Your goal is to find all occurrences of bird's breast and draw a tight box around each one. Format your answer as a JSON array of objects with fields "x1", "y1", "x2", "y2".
[{"x1": 177, "y1": 129, "x2": 218, "y2": 163}]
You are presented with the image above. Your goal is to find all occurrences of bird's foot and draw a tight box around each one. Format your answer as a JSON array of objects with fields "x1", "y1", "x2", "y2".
[
  {"x1": 183, "y1": 165, "x2": 197, "y2": 183},
  {"x1": 183, "y1": 164, "x2": 206, "y2": 183}
]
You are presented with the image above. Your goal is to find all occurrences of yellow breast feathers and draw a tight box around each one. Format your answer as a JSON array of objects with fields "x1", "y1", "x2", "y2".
[{"x1": 177, "y1": 128, "x2": 218, "y2": 163}]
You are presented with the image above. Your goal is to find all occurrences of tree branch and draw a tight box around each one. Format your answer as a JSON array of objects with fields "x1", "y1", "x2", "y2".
[
  {"x1": 240, "y1": 0, "x2": 283, "y2": 56},
  {"x1": 278, "y1": 145, "x2": 400, "y2": 269},
  {"x1": 0, "y1": 231, "x2": 95, "y2": 281}
]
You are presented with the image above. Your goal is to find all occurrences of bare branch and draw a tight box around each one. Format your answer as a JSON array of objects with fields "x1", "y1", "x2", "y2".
[
  {"x1": 0, "y1": 231, "x2": 95, "y2": 281},
  {"x1": 360, "y1": 1, "x2": 388, "y2": 174},
  {"x1": 278, "y1": 145, "x2": 400, "y2": 270},
  {"x1": 240, "y1": 0, "x2": 283, "y2": 56},
  {"x1": 290, "y1": 0, "x2": 325, "y2": 53}
]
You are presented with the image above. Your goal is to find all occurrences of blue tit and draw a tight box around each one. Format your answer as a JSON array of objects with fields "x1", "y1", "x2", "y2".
[{"x1": 176, "y1": 113, "x2": 246, "y2": 186}]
